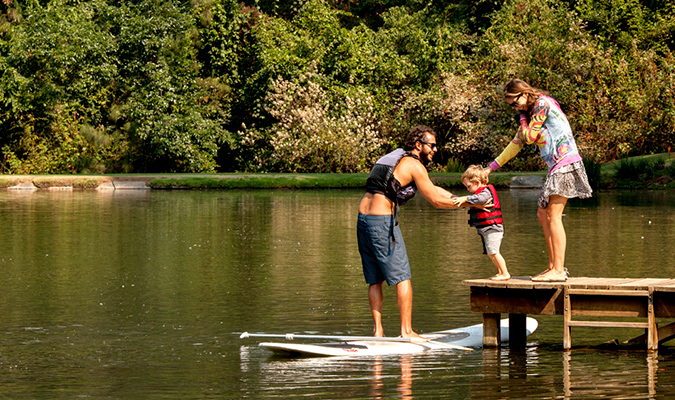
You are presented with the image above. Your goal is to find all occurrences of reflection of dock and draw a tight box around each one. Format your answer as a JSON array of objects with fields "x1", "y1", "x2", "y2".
[
  {"x1": 474, "y1": 349, "x2": 659, "y2": 399},
  {"x1": 462, "y1": 277, "x2": 675, "y2": 351}
]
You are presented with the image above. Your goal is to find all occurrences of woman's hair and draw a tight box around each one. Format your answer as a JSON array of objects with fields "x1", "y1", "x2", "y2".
[
  {"x1": 404, "y1": 125, "x2": 435, "y2": 150},
  {"x1": 503, "y1": 78, "x2": 548, "y2": 109},
  {"x1": 461, "y1": 165, "x2": 488, "y2": 185}
]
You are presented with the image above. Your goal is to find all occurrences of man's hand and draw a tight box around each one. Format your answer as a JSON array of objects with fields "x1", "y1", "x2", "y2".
[{"x1": 476, "y1": 199, "x2": 494, "y2": 210}]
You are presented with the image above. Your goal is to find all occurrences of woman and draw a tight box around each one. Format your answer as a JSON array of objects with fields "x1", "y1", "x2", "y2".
[{"x1": 487, "y1": 79, "x2": 592, "y2": 282}]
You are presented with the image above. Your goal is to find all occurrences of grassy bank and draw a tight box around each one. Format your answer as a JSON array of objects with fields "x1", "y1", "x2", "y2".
[
  {"x1": 147, "y1": 173, "x2": 370, "y2": 189},
  {"x1": 596, "y1": 153, "x2": 675, "y2": 189},
  {"x1": 145, "y1": 170, "x2": 544, "y2": 190},
  {"x1": 1, "y1": 153, "x2": 672, "y2": 190}
]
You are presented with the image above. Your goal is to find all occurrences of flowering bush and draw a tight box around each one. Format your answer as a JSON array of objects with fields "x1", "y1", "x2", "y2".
[{"x1": 240, "y1": 70, "x2": 386, "y2": 172}]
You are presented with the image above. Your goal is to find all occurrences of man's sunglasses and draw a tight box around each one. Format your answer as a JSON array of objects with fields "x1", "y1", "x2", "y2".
[{"x1": 419, "y1": 141, "x2": 438, "y2": 151}]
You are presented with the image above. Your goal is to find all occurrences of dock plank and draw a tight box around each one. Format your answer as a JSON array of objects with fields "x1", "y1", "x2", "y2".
[
  {"x1": 579, "y1": 278, "x2": 637, "y2": 290},
  {"x1": 615, "y1": 279, "x2": 672, "y2": 290},
  {"x1": 652, "y1": 279, "x2": 675, "y2": 292},
  {"x1": 568, "y1": 278, "x2": 602, "y2": 289}
]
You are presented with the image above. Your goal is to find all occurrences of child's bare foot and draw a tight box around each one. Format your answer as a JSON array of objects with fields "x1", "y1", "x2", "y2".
[{"x1": 490, "y1": 274, "x2": 510, "y2": 281}]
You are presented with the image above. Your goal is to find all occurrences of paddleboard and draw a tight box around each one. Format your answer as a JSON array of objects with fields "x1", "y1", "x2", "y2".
[{"x1": 256, "y1": 317, "x2": 538, "y2": 357}]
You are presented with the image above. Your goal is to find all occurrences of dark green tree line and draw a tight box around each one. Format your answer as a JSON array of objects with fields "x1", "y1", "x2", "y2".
[{"x1": 0, "y1": 0, "x2": 672, "y2": 173}]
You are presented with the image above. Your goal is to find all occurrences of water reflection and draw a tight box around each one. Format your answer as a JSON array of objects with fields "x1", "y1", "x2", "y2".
[
  {"x1": 369, "y1": 355, "x2": 412, "y2": 399},
  {"x1": 0, "y1": 189, "x2": 674, "y2": 398},
  {"x1": 252, "y1": 351, "x2": 430, "y2": 399},
  {"x1": 474, "y1": 347, "x2": 664, "y2": 399}
]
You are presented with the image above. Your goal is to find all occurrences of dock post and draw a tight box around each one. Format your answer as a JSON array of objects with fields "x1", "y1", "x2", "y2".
[
  {"x1": 563, "y1": 285, "x2": 571, "y2": 350},
  {"x1": 508, "y1": 313, "x2": 527, "y2": 349},
  {"x1": 648, "y1": 288, "x2": 658, "y2": 352},
  {"x1": 483, "y1": 313, "x2": 501, "y2": 348}
]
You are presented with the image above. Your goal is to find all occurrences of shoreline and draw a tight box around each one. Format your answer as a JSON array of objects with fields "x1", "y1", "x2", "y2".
[
  {"x1": 0, "y1": 172, "x2": 539, "y2": 191},
  {"x1": 0, "y1": 171, "x2": 673, "y2": 191}
]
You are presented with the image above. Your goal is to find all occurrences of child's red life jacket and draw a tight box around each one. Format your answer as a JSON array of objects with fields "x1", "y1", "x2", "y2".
[{"x1": 467, "y1": 184, "x2": 503, "y2": 227}]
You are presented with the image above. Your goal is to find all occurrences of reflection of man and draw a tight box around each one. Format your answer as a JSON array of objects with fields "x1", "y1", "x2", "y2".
[
  {"x1": 369, "y1": 355, "x2": 413, "y2": 399},
  {"x1": 357, "y1": 126, "x2": 458, "y2": 338}
]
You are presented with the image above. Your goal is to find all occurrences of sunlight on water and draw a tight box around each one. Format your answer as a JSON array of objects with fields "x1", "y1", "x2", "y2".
[{"x1": 0, "y1": 189, "x2": 673, "y2": 398}]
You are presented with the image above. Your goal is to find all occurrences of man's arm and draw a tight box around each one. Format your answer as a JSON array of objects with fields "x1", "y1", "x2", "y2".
[
  {"x1": 406, "y1": 161, "x2": 459, "y2": 209},
  {"x1": 436, "y1": 186, "x2": 454, "y2": 198}
]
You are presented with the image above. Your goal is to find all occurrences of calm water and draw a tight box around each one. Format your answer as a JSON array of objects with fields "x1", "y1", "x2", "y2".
[{"x1": 0, "y1": 188, "x2": 674, "y2": 398}]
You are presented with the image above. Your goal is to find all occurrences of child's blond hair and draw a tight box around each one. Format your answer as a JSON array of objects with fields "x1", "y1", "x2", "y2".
[{"x1": 461, "y1": 165, "x2": 489, "y2": 185}]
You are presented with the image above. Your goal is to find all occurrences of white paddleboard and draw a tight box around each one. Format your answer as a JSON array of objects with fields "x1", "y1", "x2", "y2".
[{"x1": 258, "y1": 317, "x2": 538, "y2": 357}]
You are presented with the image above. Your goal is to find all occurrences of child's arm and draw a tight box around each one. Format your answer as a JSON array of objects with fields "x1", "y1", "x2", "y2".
[
  {"x1": 459, "y1": 191, "x2": 494, "y2": 209},
  {"x1": 451, "y1": 195, "x2": 469, "y2": 207}
]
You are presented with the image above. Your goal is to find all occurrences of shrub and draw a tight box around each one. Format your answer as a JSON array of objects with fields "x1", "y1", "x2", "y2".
[
  {"x1": 582, "y1": 156, "x2": 602, "y2": 190},
  {"x1": 615, "y1": 158, "x2": 654, "y2": 187},
  {"x1": 240, "y1": 70, "x2": 387, "y2": 172},
  {"x1": 445, "y1": 158, "x2": 466, "y2": 173}
]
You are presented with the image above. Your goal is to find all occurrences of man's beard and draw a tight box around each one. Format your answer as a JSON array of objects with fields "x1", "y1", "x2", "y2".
[{"x1": 420, "y1": 152, "x2": 432, "y2": 166}]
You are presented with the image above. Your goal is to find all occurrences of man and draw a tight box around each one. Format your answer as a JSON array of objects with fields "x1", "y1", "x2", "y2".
[{"x1": 357, "y1": 125, "x2": 459, "y2": 338}]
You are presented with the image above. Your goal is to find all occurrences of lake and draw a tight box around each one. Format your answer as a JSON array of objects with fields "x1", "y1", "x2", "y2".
[{"x1": 0, "y1": 188, "x2": 673, "y2": 398}]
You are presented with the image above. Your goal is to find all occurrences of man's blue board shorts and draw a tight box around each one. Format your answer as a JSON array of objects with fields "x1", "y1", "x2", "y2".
[{"x1": 356, "y1": 213, "x2": 411, "y2": 286}]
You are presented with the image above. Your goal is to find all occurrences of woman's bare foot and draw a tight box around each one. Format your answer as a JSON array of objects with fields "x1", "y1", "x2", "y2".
[
  {"x1": 530, "y1": 270, "x2": 566, "y2": 282},
  {"x1": 531, "y1": 268, "x2": 552, "y2": 278},
  {"x1": 490, "y1": 274, "x2": 510, "y2": 281}
]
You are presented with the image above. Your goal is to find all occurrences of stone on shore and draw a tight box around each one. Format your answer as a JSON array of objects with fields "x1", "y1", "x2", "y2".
[
  {"x1": 510, "y1": 175, "x2": 544, "y2": 188},
  {"x1": 96, "y1": 181, "x2": 149, "y2": 190},
  {"x1": 8, "y1": 182, "x2": 37, "y2": 191}
]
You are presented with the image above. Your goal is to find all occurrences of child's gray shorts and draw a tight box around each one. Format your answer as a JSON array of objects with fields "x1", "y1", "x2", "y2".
[{"x1": 480, "y1": 229, "x2": 503, "y2": 255}]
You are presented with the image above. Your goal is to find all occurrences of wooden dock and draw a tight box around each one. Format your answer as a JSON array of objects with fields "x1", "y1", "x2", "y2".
[{"x1": 462, "y1": 277, "x2": 675, "y2": 351}]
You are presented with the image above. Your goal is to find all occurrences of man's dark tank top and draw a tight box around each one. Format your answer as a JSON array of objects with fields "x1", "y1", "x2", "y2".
[{"x1": 365, "y1": 148, "x2": 418, "y2": 206}]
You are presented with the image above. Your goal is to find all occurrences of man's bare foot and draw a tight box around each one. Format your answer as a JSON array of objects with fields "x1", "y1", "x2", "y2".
[
  {"x1": 373, "y1": 330, "x2": 385, "y2": 338},
  {"x1": 400, "y1": 331, "x2": 423, "y2": 339},
  {"x1": 490, "y1": 274, "x2": 510, "y2": 281}
]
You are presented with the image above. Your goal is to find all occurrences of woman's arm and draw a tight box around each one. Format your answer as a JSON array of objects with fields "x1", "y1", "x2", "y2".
[
  {"x1": 490, "y1": 136, "x2": 524, "y2": 171},
  {"x1": 521, "y1": 98, "x2": 550, "y2": 145}
]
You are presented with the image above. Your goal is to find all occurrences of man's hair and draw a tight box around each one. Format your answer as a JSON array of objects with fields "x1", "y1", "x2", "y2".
[
  {"x1": 404, "y1": 125, "x2": 435, "y2": 151},
  {"x1": 461, "y1": 165, "x2": 489, "y2": 185}
]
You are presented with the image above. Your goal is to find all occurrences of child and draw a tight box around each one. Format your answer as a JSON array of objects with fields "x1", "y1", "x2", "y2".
[{"x1": 452, "y1": 165, "x2": 510, "y2": 281}]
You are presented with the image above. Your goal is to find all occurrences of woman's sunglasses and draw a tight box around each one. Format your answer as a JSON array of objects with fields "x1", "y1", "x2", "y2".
[{"x1": 508, "y1": 93, "x2": 522, "y2": 108}]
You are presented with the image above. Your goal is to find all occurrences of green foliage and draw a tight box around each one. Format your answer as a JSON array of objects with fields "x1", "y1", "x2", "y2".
[
  {"x1": 0, "y1": 0, "x2": 229, "y2": 173},
  {"x1": 582, "y1": 155, "x2": 602, "y2": 190},
  {"x1": 0, "y1": 0, "x2": 672, "y2": 173},
  {"x1": 240, "y1": 70, "x2": 387, "y2": 172},
  {"x1": 615, "y1": 157, "x2": 655, "y2": 187},
  {"x1": 571, "y1": 0, "x2": 675, "y2": 53},
  {"x1": 445, "y1": 158, "x2": 466, "y2": 172},
  {"x1": 102, "y1": 0, "x2": 228, "y2": 172},
  {"x1": 479, "y1": 0, "x2": 675, "y2": 165}
]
